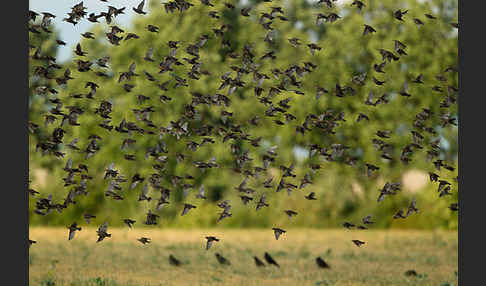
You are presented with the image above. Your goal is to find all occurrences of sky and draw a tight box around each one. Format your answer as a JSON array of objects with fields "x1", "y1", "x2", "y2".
[
  {"x1": 29, "y1": 0, "x2": 354, "y2": 63},
  {"x1": 29, "y1": 0, "x2": 143, "y2": 62}
]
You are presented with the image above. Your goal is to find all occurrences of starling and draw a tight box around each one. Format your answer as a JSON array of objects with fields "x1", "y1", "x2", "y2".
[
  {"x1": 406, "y1": 198, "x2": 419, "y2": 217},
  {"x1": 254, "y1": 256, "x2": 265, "y2": 267},
  {"x1": 393, "y1": 209, "x2": 407, "y2": 219},
  {"x1": 137, "y1": 237, "x2": 151, "y2": 245},
  {"x1": 205, "y1": 236, "x2": 219, "y2": 250},
  {"x1": 305, "y1": 192, "x2": 317, "y2": 200},
  {"x1": 83, "y1": 214, "x2": 96, "y2": 224},
  {"x1": 363, "y1": 24, "x2": 376, "y2": 35},
  {"x1": 264, "y1": 252, "x2": 280, "y2": 267},
  {"x1": 123, "y1": 218, "x2": 136, "y2": 228},
  {"x1": 394, "y1": 9, "x2": 408, "y2": 21},
  {"x1": 405, "y1": 269, "x2": 418, "y2": 276},
  {"x1": 215, "y1": 253, "x2": 231, "y2": 265},
  {"x1": 181, "y1": 203, "x2": 197, "y2": 216},
  {"x1": 352, "y1": 240, "x2": 365, "y2": 247},
  {"x1": 362, "y1": 215, "x2": 374, "y2": 225},
  {"x1": 284, "y1": 210, "x2": 298, "y2": 219},
  {"x1": 316, "y1": 257, "x2": 330, "y2": 269},
  {"x1": 196, "y1": 185, "x2": 207, "y2": 199},
  {"x1": 449, "y1": 203, "x2": 459, "y2": 211},
  {"x1": 96, "y1": 222, "x2": 111, "y2": 243},
  {"x1": 350, "y1": 1, "x2": 365, "y2": 12},
  {"x1": 272, "y1": 228, "x2": 286, "y2": 240},
  {"x1": 29, "y1": 239, "x2": 37, "y2": 248},
  {"x1": 169, "y1": 254, "x2": 181, "y2": 266},
  {"x1": 133, "y1": 0, "x2": 147, "y2": 15},
  {"x1": 68, "y1": 222, "x2": 81, "y2": 240}
]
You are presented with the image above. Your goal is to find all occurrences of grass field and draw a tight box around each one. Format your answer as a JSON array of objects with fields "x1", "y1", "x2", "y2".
[{"x1": 29, "y1": 228, "x2": 458, "y2": 286}]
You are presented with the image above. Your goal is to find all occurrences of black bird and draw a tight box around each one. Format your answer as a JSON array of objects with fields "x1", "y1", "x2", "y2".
[
  {"x1": 439, "y1": 186, "x2": 452, "y2": 197},
  {"x1": 196, "y1": 185, "x2": 207, "y2": 199},
  {"x1": 264, "y1": 252, "x2": 280, "y2": 267},
  {"x1": 241, "y1": 7, "x2": 251, "y2": 17},
  {"x1": 138, "y1": 184, "x2": 152, "y2": 202},
  {"x1": 74, "y1": 43, "x2": 87, "y2": 56},
  {"x1": 96, "y1": 222, "x2": 111, "y2": 243},
  {"x1": 414, "y1": 18, "x2": 424, "y2": 27},
  {"x1": 123, "y1": 218, "x2": 136, "y2": 228},
  {"x1": 352, "y1": 240, "x2": 365, "y2": 247},
  {"x1": 343, "y1": 222, "x2": 355, "y2": 229},
  {"x1": 406, "y1": 198, "x2": 419, "y2": 217},
  {"x1": 393, "y1": 209, "x2": 407, "y2": 219},
  {"x1": 305, "y1": 192, "x2": 317, "y2": 200},
  {"x1": 137, "y1": 237, "x2": 151, "y2": 245},
  {"x1": 215, "y1": 253, "x2": 231, "y2": 265},
  {"x1": 365, "y1": 164, "x2": 379, "y2": 177},
  {"x1": 373, "y1": 77, "x2": 386, "y2": 86},
  {"x1": 254, "y1": 256, "x2": 265, "y2": 267},
  {"x1": 201, "y1": 0, "x2": 215, "y2": 7},
  {"x1": 362, "y1": 215, "x2": 374, "y2": 225},
  {"x1": 394, "y1": 9, "x2": 408, "y2": 21},
  {"x1": 256, "y1": 193, "x2": 269, "y2": 210},
  {"x1": 316, "y1": 257, "x2": 330, "y2": 269},
  {"x1": 284, "y1": 210, "x2": 298, "y2": 219},
  {"x1": 363, "y1": 24, "x2": 376, "y2": 35},
  {"x1": 133, "y1": 1, "x2": 147, "y2": 15},
  {"x1": 449, "y1": 203, "x2": 459, "y2": 211},
  {"x1": 169, "y1": 254, "x2": 181, "y2": 266},
  {"x1": 350, "y1": 1, "x2": 365, "y2": 12},
  {"x1": 68, "y1": 222, "x2": 81, "y2": 240},
  {"x1": 181, "y1": 203, "x2": 197, "y2": 216},
  {"x1": 405, "y1": 269, "x2": 418, "y2": 276},
  {"x1": 145, "y1": 210, "x2": 159, "y2": 225},
  {"x1": 28, "y1": 188, "x2": 40, "y2": 196},
  {"x1": 412, "y1": 74, "x2": 424, "y2": 84},
  {"x1": 357, "y1": 113, "x2": 369, "y2": 122},
  {"x1": 29, "y1": 239, "x2": 37, "y2": 248},
  {"x1": 205, "y1": 236, "x2": 219, "y2": 250},
  {"x1": 144, "y1": 47, "x2": 154, "y2": 62},
  {"x1": 83, "y1": 214, "x2": 96, "y2": 224},
  {"x1": 429, "y1": 172, "x2": 440, "y2": 182},
  {"x1": 147, "y1": 25, "x2": 159, "y2": 33},
  {"x1": 272, "y1": 228, "x2": 286, "y2": 240},
  {"x1": 240, "y1": 195, "x2": 253, "y2": 205}
]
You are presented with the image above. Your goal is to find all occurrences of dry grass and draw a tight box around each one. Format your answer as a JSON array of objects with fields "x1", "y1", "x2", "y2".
[{"x1": 29, "y1": 227, "x2": 457, "y2": 286}]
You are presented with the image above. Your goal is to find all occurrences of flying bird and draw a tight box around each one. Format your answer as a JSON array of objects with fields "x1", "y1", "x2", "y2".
[
  {"x1": 205, "y1": 236, "x2": 219, "y2": 250},
  {"x1": 67, "y1": 222, "x2": 81, "y2": 240},
  {"x1": 272, "y1": 228, "x2": 286, "y2": 240},
  {"x1": 133, "y1": 1, "x2": 147, "y2": 15},
  {"x1": 352, "y1": 240, "x2": 365, "y2": 247}
]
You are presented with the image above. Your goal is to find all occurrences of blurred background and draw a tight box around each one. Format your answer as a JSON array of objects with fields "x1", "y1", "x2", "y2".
[{"x1": 29, "y1": 0, "x2": 458, "y2": 230}]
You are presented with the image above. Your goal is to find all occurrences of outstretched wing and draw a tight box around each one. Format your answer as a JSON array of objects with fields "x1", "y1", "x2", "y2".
[{"x1": 137, "y1": 0, "x2": 145, "y2": 11}]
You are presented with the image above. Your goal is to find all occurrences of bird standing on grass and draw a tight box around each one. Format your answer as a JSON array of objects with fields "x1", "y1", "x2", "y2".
[
  {"x1": 264, "y1": 252, "x2": 280, "y2": 267},
  {"x1": 215, "y1": 253, "x2": 231, "y2": 265},
  {"x1": 316, "y1": 257, "x2": 331, "y2": 269}
]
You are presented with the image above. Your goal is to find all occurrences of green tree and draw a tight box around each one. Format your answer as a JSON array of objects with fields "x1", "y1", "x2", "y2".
[{"x1": 29, "y1": 0, "x2": 458, "y2": 229}]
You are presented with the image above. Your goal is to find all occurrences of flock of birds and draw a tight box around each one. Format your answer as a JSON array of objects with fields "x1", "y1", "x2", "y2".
[{"x1": 28, "y1": 0, "x2": 458, "y2": 270}]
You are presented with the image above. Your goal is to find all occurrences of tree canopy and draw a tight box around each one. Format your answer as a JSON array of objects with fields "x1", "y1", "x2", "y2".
[{"x1": 29, "y1": 0, "x2": 458, "y2": 229}]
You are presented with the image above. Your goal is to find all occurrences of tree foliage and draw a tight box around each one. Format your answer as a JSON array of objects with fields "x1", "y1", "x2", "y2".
[{"x1": 29, "y1": 0, "x2": 458, "y2": 229}]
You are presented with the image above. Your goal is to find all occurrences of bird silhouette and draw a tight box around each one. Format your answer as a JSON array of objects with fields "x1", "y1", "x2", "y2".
[{"x1": 264, "y1": 252, "x2": 280, "y2": 267}]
